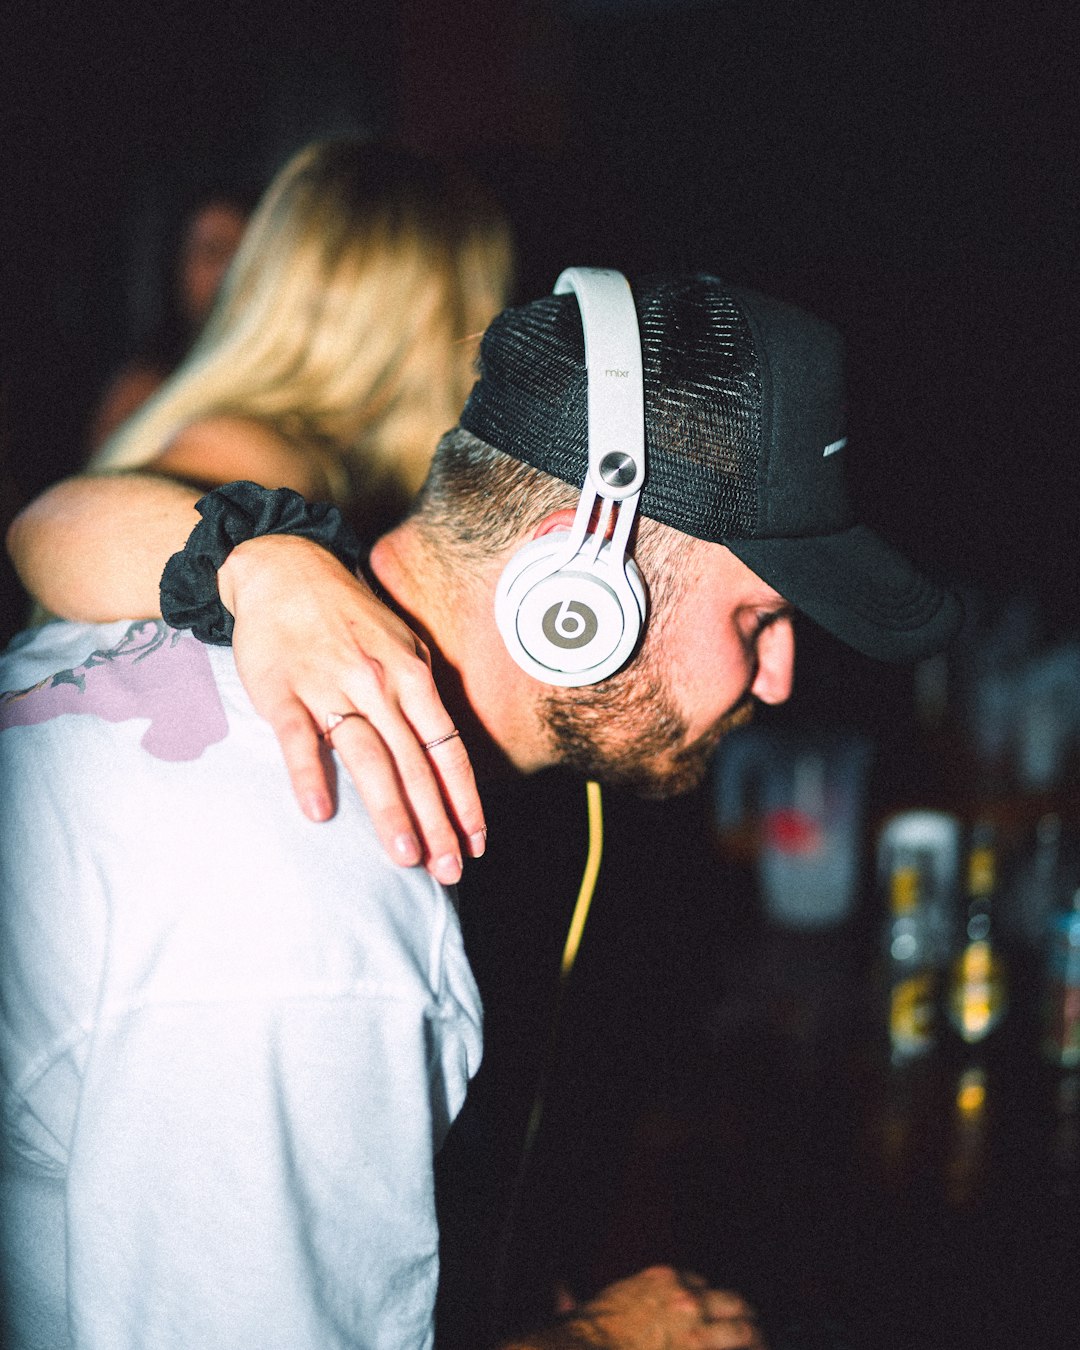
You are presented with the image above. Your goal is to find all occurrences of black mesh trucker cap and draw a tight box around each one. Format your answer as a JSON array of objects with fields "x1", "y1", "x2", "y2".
[{"x1": 459, "y1": 273, "x2": 962, "y2": 661}]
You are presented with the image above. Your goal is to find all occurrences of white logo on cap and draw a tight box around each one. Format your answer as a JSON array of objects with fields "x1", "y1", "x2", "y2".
[{"x1": 822, "y1": 437, "x2": 847, "y2": 458}]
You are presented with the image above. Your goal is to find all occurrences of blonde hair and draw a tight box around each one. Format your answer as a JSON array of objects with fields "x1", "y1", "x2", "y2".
[{"x1": 92, "y1": 139, "x2": 514, "y2": 500}]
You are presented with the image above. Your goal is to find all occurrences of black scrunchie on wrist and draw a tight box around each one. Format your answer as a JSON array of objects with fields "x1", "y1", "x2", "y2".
[{"x1": 159, "y1": 481, "x2": 363, "y2": 645}]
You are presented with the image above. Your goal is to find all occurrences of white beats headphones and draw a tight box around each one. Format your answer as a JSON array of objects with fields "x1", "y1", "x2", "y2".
[{"x1": 494, "y1": 267, "x2": 647, "y2": 687}]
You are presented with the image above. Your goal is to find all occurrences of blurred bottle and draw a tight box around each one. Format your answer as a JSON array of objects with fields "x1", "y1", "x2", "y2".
[
  {"x1": 942, "y1": 823, "x2": 1010, "y2": 1208},
  {"x1": 877, "y1": 811, "x2": 961, "y2": 967},
  {"x1": 1014, "y1": 643, "x2": 1080, "y2": 796},
  {"x1": 947, "y1": 822, "x2": 1008, "y2": 1045},
  {"x1": 1040, "y1": 904, "x2": 1080, "y2": 1193},
  {"x1": 945, "y1": 1059, "x2": 991, "y2": 1208},
  {"x1": 1041, "y1": 886, "x2": 1080, "y2": 1070},
  {"x1": 863, "y1": 828, "x2": 954, "y2": 1199},
  {"x1": 881, "y1": 846, "x2": 941, "y2": 1063},
  {"x1": 875, "y1": 813, "x2": 961, "y2": 1064},
  {"x1": 1010, "y1": 813, "x2": 1067, "y2": 956},
  {"x1": 712, "y1": 726, "x2": 871, "y2": 929}
]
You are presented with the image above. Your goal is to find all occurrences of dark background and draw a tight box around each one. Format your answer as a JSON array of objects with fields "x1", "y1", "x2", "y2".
[
  {"x1": 1, "y1": 4, "x2": 1078, "y2": 1347},
  {"x1": 1, "y1": 0, "x2": 1077, "y2": 644}
]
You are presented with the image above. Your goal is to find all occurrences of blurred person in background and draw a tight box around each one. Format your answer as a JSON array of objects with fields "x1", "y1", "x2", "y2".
[
  {"x1": 85, "y1": 136, "x2": 515, "y2": 546},
  {"x1": 88, "y1": 187, "x2": 254, "y2": 451}
]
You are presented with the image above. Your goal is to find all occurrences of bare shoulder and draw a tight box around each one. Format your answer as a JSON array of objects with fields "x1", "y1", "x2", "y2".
[{"x1": 150, "y1": 415, "x2": 334, "y2": 498}]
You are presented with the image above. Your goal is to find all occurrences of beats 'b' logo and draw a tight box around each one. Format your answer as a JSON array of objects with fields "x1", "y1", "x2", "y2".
[{"x1": 542, "y1": 599, "x2": 598, "y2": 650}]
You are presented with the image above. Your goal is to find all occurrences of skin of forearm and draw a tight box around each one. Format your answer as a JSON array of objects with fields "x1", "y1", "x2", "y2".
[{"x1": 6, "y1": 474, "x2": 201, "y2": 621}]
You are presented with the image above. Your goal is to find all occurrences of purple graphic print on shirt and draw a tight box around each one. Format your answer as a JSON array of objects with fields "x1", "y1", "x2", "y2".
[{"x1": 0, "y1": 622, "x2": 228, "y2": 761}]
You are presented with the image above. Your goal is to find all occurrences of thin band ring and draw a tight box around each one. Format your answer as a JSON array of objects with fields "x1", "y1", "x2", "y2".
[
  {"x1": 321, "y1": 711, "x2": 367, "y2": 743},
  {"x1": 423, "y1": 729, "x2": 461, "y2": 753}
]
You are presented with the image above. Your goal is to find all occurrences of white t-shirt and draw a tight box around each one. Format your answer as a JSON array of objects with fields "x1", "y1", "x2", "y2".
[{"x1": 0, "y1": 620, "x2": 483, "y2": 1350}]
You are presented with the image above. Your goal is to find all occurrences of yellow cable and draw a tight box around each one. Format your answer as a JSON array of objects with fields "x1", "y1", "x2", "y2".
[
  {"x1": 560, "y1": 779, "x2": 604, "y2": 979},
  {"x1": 494, "y1": 779, "x2": 605, "y2": 1326},
  {"x1": 521, "y1": 779, "x2": 604, "y2": 1158}
]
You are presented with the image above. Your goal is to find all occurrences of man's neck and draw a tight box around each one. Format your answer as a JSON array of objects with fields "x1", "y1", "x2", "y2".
[{"x1": 368, "y1": 524, "x2": 554, "y2": 782}]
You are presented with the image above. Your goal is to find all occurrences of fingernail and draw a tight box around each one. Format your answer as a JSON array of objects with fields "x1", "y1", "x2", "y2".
[
  {"x1": 468, "y1": 829, "x2": 487, "y2": 858},
  {"x1": 394, "y1": 832, "x2": 423, "y2": 866},
  {"x1": 303, "y1": 793, "x2": 332, "y2": 822},
  {"x1": 433, "y1": 853, "x2": 463, "y2": 886}
]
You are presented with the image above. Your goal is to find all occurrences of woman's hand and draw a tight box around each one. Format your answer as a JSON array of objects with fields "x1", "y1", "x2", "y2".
[
  {"x1": 219, "y1": 532, "x2": 486, "y2": 885},
  {"x1": 8, "y1": 472, "x2": 486, "y2": 882}
]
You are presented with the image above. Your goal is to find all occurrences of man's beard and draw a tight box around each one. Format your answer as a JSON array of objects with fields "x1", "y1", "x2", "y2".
[{"x1": 540, "y1": 668, "x2": 754, "y2": 799}]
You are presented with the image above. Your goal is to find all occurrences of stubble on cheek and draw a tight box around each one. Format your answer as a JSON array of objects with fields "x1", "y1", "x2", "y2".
[
  {"x1": 657, "y1": 693, "x2": 756, "y2": 797},
  {"x1": 541, "y1": 676, "x2": 756, "y2": 800}
]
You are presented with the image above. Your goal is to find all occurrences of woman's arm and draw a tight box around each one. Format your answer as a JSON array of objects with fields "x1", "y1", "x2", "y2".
[
  {"x1": 16, "y1": 416, "x2": 335, "y2": 621},
  {"x1": 6, "y1": 473, "x2": 485, "y2": 880},
  {"x1": 7, "y1": 472, "x2": 202, "y2": 621},
  {"x1": 147, "y1": 415, "x2": 343, "y2": 500}
]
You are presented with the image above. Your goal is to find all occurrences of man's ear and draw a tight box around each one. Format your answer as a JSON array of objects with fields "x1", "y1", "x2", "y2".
[
  {"x1": 530, "y1": 504, "x2": 616, "y2": 541},
  {"x1": 531, "y1": 508, "x2": 577, "y2": 540}
]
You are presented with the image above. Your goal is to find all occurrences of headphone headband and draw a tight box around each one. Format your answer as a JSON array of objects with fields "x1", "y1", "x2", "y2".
[
  {"x1": 494, "y1": 267, "x2": 649, "y2": 687},
  {"x1": 552, "y1": 268, "x2": 645, "y2": 501}
]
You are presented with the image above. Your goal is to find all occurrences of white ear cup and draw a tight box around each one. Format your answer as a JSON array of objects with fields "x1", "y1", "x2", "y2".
[
  {"x1": 494, "y1": 267, "x2": 647, "y2": 687},
  {"x1": 495, "y1": 533, "x2": 646, "y2": 687}
]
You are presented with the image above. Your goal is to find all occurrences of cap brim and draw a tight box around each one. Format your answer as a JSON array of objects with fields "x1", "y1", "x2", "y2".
[{"x1": 726, "y1": 524, "x2": 963, "y2": 662}]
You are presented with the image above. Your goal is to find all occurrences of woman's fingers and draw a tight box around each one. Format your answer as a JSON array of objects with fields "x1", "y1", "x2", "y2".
[
  {"x1": 268, "y1": 694, "x2": 458, "y2": 878},
  {"x1": 332, "y1": 652, "x2": 487, "y2": 868},
  {"x1": 425, "y1": 732, "x2": 487, "y2": 859},
  {"x1": 224, "y1": 537, "x2": 487, "y2": 874},
  {"x1": 319, "y1": 711, "x2": 441, "y2": 868},
  {"x1": 258, "y1": 673, "x2": 482, "y2": 882},
  {"x1": 261, "y1": 695, "x2": 338, "y2": 824},
  {"x1": 328, "y1": 711, "x2": 464, "y2": 884},
  {"x1": 358, "y1": 653, "x2": 488, "y2": 855}
]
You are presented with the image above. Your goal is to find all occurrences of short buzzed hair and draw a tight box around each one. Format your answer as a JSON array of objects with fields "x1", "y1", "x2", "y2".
[{"x1": 410, "y1": 425, "x2": 698, "y2": 611}]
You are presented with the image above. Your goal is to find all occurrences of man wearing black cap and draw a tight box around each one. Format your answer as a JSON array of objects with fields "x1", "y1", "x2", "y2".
[
  {"x1": 457, "y1": 273, "x2": 957, "y2": 666},
  {"x1": 2, "y1": 273, "x2": 958, "y2": 1349}
]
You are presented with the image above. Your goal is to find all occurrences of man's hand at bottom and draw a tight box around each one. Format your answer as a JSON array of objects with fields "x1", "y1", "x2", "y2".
[{"x1": 503, "y1": 1265, "x2": 765, "y2": 1350}]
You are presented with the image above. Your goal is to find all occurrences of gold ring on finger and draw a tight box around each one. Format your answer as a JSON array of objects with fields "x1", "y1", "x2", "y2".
[
  {"x1": 321, "y1": 711, "x2": 367, "y2": 743},
  {"x1": 423, "y1": 728, "x2": 461, "y2": 752}
]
